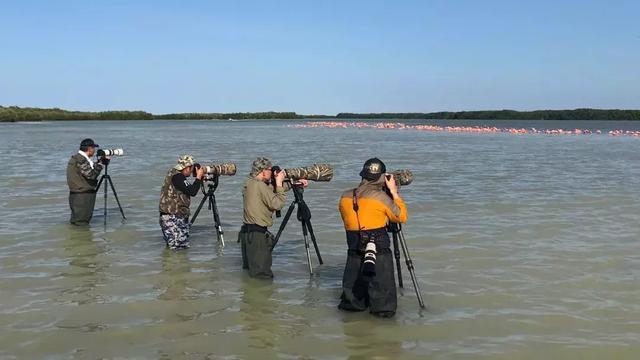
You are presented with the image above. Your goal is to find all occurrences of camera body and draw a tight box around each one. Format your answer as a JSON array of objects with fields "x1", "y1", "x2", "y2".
[{"x1": 362, "y1": 241, "x2": 377, "y2": 277}]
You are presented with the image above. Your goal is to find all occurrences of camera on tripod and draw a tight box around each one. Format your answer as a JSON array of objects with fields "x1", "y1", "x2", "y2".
[
  {"x1": 189, "y1": 162, "x2": 236, "y2": 248},
  {"x1": 270, "y1": 164, "x2": 334, "y2": 275},
  {"x1": 94, "y1": 148, "x2": 126, "y2": 226},
  {"x1": 271, "y1": 164, "x2": 333, "y2": 217}
]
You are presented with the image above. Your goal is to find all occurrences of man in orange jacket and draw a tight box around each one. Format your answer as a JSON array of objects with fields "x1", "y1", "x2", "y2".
[{"x1": 338, "y1": 158, "x2": 408, "y2": 317}]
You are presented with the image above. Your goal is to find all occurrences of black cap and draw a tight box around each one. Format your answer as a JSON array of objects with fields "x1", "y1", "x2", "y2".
[
  {"x1": 359, "y1": 158, "x2": 386, "y2": 181},
  {"x1": 79, "y1": 138, "x2": 99, "y2": 149}
]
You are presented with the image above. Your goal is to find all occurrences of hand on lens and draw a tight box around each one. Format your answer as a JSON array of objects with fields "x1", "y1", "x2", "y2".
[
  {"x1": 298, "y1": 179, "x2": 309, "y2": 188},
  {"x1": 275, "y1": 170, "x2": 286, "y2": 187},
  {"x1": 384, "y1": 174, "x2": 398, "y2": 195},
  {"x1": 196, "y1": 167, "x2": 205, "y2": 180}
]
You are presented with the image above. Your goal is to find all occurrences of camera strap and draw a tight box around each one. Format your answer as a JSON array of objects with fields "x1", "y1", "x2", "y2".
[{"x1": 352, "y1": 189, "x2": 366, "y2": 245}]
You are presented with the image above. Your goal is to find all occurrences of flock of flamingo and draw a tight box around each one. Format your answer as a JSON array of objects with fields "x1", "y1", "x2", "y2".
[{"x1": 290, "y1": 121, "x2": 640, "y2": 137}]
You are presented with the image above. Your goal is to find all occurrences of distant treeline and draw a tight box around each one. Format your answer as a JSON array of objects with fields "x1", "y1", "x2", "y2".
[
  {"x1": 0, "y1": 106, "x2": 304, "y2": 122},
  {"x1": 0, "y1": 106, "x2": 153, "y2": 122},
  {"x1": 336, "y1": 109, "x2": 640, "y2": 121},
  {"x1": 3, "y1": 106, "x2": 640, "y2": 122},
  {"x1": 154, "y1": 112, "x2": 300, "y2": 120}
]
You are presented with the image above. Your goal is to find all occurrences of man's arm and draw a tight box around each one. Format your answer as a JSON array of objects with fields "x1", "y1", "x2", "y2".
[
  {"x1": 258, "y1": 182, "x2": 287, "y2": 211},
  {"x1": 77, "y1": 159, "x2": 103, "y2": 180},
  {"x1": 383, "y1": 194, "x2": 408, "y2": 224},
  {"x1": 382, "y1": 176, "x2": 408, "y2": 223},
  {"x1": 172, "y1": 173, "x2": 202, "y2": 196}
]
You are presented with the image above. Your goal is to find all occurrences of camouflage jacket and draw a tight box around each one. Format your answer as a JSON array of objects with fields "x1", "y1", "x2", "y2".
[
  {"x1": 67, "y1": 153, "x2": 104, "y2": 193},
  {"x1": 159, "y1": 168, "x2": 192, "y2": 217}
]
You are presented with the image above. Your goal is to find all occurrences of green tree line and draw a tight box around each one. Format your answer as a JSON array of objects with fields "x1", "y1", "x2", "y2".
[
  {"x1": 154, "y1": 112, "x2": 301, "y2": 120},
  {"x1": 0, "y1": 106, "x2": 303, "y2": 122},
  {"x1": 336, "y1": 109, "x2": 640, "y2": 120},
  {"x1": 4, "y1": 106, "x2": 640, "y2": 122},
  {"x1": 0, "y1": 106, "x2": 153, "y2": 122}
]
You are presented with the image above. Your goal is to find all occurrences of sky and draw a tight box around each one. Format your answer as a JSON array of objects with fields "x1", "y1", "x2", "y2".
[{"x1": 1, "y1": 0, "x2": 638, "y2": 114}]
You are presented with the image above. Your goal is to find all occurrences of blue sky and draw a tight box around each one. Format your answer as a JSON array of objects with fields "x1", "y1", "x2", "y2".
[{"x1": 1, "y1": 0, "x2": 638, "y2": 114}]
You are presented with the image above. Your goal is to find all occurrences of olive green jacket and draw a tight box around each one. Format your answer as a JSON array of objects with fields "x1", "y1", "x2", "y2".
[
  {"x1": 242, "y1": 177, "x2": 290, "y2": 227},
  {"x1": 67, "y1": 153, "x2": 103, "y2": 193}
]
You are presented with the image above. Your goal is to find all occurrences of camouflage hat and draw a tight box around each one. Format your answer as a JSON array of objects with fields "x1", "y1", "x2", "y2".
[
  {"x1": 251, "y1": 157, "x2": 272, "y2": 176},
  {"x1": 175, "y1": 155, "x2": 195, "y2": 171}
]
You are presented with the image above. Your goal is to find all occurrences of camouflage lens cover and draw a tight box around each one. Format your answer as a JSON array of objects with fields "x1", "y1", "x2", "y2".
[
  {"x1": 204, "y1": 163, "x2": 237, "y2": 176},
  {"x1": 285, "y1": 163, "x2": 333, "y2": 182},
  {"x1": 390, "y1": 169, "x2": 413, "y2": 186}
]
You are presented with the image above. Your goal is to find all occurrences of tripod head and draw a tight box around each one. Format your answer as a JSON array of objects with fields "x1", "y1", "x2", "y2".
[{"x1": 201, "y1": 174, "x2": 220, "y2": 194}]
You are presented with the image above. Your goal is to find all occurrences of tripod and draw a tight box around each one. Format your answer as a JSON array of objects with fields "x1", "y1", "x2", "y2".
[
  {"x1": 190, "y1": 176, "x2": 225, "y2": 247},
  {"x1": 95, "y1": 163, "x2": 126, "y2": 226},
  {"x1": 271, "y1": 182, "x2": 323, "y2": 275},
  {"x1": 388, "y1": 222, "x2": 426, "y2": 309}
]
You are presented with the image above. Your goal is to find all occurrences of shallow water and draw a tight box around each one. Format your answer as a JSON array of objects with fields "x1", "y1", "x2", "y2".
[{"x1": 0, "y1": 120, "x2": 639, "y2": 359}]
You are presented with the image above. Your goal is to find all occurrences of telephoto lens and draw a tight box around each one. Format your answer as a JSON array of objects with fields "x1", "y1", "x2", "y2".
[
  {"x1": 194, "y1": 163, "x2": 237, "y2": 177},
  {"x1": 281, "y1": 164, "x2": 334, "y2": 182},
  {"x1": 389, "y1": 169, "x2": 413, "y2": 186},
  {"x1": 97, "y1": 148, "x2": 124, "y2": 157},
  {"x1": 361, "y1": 241, "x2": 377, "y2": 277}
]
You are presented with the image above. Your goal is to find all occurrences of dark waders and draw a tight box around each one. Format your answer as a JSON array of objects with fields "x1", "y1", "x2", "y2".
[
  {"x1": 239, "y1": 224, "x2": 275, "y2": 279},
  {"x1": 69, "y1": 191, "x2": 97, "y2": 225},
  {"x1": 338, "y1": 230, "x2": 397, "y2": 317}
]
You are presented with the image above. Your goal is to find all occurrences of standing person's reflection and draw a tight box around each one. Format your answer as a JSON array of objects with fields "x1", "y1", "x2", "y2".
[
  {"x1": 158, "y1": 250, "x2": 195, "y2": 301},
  {"x1": 60, "y1": 227, "x2": 108, "y2": 305},
  {"x1": 241, "y1": 280, "x2": 278, "y2": 356},
  {"x1": 343, "y1": 317, "x2": 404, "y2": 359}
]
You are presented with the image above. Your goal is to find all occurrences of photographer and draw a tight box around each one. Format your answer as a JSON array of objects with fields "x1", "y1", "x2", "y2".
[
  {"x1": 66, "y1": 138, "x2": 111, "y2": 225},
  {"x1": 159, "y1": 155, "x2": 205, "y2": 250},
  {"x1": 338, "y1": 158, "x2": 408, "y2": 318},
  {"x1": 239, "y1": 157, "x2": 307, "y2": 279}
]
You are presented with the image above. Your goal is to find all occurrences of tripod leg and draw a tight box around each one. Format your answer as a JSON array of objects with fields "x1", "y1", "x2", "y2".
[
  {"x1": 107, "y1": 177, "x2": 126, "y2": 220},
  {"x1": 271, "y1": 201, "x2": 296, "y2": 251},
  {"x1": 210, "y1": 195, "x2": 224, "y2": 247},
  {"x1": 96, "y1": 176, "x2": 105, "y2": 192},
  {"x1": 392, "y1": 230, "x2": 404, "y2": 288},
  {"x1": 190, "y1": 194, "x2": 208, "y2": 225},
  {"x1": 301, "y1": 222, "x2": 313, "y2": 275},
  {"x1": 304, "y1": 220, "x2": 324, "y2": 265},
  {"x1": 103, "y1": 176, "x2": 108, "y2": 226},
  {"x1": 398, "y1": 230, "x2": 426, "y2": 309}
]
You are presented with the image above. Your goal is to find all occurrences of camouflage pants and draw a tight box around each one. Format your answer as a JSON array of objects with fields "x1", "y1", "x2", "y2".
[{"x1": 159, "y1": 214, "x2": 190, "y2": 250}]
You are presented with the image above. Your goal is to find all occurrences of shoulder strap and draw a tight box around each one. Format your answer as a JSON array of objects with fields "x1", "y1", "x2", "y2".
[{"x1": 352, "y1": 189, "x2": 363, "y2": 231}]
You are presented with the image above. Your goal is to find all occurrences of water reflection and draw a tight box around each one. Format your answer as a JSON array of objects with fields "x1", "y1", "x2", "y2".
[
  {"x1": 241, "y1": 279, "x2": 279, "y2": 356},
  {"x1": 58, "y1": 226, "x2": 109, "y2": 305},
  {"x1": 343, "y1": 317, "x2": 403, "y2": 359},
  {"x1": 158, "y1": 250, "x2": 195, "y2": 301}
]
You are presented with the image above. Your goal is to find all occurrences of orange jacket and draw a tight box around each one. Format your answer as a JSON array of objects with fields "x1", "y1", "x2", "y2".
[{"x1": 339, "y1": 181, "x2": 408, "y2": 231}]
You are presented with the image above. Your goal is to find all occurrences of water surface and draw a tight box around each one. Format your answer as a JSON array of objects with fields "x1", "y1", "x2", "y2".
[{"x1": 1, "y1": 120, "x2": 639, "y2": 359}]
